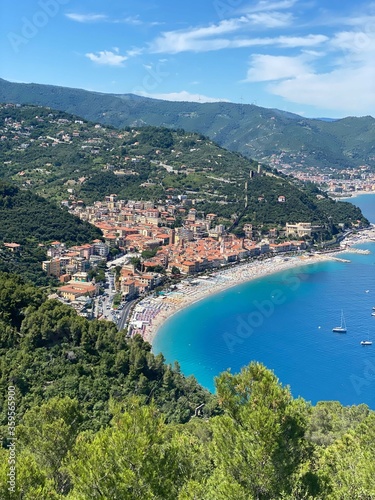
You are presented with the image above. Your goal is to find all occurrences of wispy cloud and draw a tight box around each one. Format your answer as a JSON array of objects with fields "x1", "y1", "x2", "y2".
[
  {"x1": 115, "y1": 16, "x2": 143, "y2": 25},
  {"x1": 149, "y1": 3, "x2": 327, "y2": 55},
  {"x1": 239, "y1": 0, "x2": 298, "y2": 14},
  {"x1": 85, "y1": 48, "x2": 128, "y2": 66},
  {"x1": 66, "y1": 12, "x2": 162, "y2": 27},
  {"x1": 151, "y1": 16, "x2": 267, "y2": 53},
  {"x1": 133, "y1": 90, "x2": 230, "y2": 103},
  {"x1": 66, "y1": 13, "x2": 108, "y2": 23},
  {"x1": 246, "y1": 11, "x2": 294, "y2": 28},
  {"x1": 151, "y1": 26, "x2": 328, "y2": 54},
  {"x1": 126, "y1": 47, "x2": 144, "y2": 58}
]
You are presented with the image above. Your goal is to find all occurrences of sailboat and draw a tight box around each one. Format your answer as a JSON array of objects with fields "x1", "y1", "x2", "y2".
[{"x1": 332, "y1": 310, "x2": 347, "y2": 333}]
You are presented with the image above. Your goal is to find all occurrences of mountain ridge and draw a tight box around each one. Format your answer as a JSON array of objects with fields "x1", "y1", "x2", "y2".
[
  {"x1": 1, "y1": 78, "x2": 374, "y2": 170},
  {"x1": 0, "y1": 103, "x2": 368, "y2": 243}
]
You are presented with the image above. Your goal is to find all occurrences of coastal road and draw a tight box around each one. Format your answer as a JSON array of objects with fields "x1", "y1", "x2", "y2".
[{"x1": 118, "y1": 299, "x2": 137, "y2": 332}]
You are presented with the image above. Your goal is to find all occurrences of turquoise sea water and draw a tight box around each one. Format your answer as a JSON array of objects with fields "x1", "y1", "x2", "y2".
[{"x1": 153, "y1": 194, "x2": 375, "y2": 408}]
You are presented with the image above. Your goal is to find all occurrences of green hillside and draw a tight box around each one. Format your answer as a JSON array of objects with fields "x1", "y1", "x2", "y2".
[
  {"x1": 0, "y1": 182, "x2": 102, "y2": 285},
  {"x1": 0, "y1": 182, "x2": 102, "y2": 245},
  {"x1": 1, "y1": 78, "x2": 375, "y2": 169},
  {"x1": 0, "y1": 104, "x2": 367, "y2": 238},
  {"x1": 0, "y1": 272, "x2": 374, "y2": 499}
]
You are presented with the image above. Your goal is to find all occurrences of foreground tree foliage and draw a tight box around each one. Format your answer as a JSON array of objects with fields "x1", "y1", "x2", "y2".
[
  {"x1": 0, "y1": 271, "x2": 375, "y2": 499},
  {"x1": 0, "y1": 273, "x2": 216, "y2": 433}
]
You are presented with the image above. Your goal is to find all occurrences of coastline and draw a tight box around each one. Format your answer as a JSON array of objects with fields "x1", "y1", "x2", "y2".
[
  {"x1": 335, "y1": 190, "x2": 375, "y2": 200},
  {"x1": 128, "y1": 226, "x2": 375, "y2": 347},
  {"x1": 129, "y1": 252, "x2": 336, "y2": 346}
]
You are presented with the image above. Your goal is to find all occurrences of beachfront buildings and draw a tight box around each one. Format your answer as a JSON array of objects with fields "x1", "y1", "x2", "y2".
[
  {"x1": 42, "y1": 193, "x2": 311, "y2": 292},
  {"x1": 36, "y1": 195, "x2": 311, "y2": 321},
  {"x1": 39, "y1": 195, "x2": 311, "y2": 309},
  {"x1": 62, "y1": 196, "x2": 309, "y2": 278}
]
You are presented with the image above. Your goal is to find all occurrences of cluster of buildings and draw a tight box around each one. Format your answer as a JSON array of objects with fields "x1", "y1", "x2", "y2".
[
  {"x1": 59, "y1": 194, "x2": 310, "y2": 299},
  {"x1": 42, "y1": 240, "x2": 108, "y2": 301},
  {"x1": 269, "y1": 151, "x2": 375, "y2": 195},
  {"x1": 41, "y1": 236, "x2": 165, "y2": 303}
]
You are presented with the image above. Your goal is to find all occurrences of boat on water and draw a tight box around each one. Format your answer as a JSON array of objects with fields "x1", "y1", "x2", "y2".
[
  {"x1": 361, "y1": 340, "x2": 372, "y2": 346},
  {"x1": 332, "y1": 310, "x2": 347, "y2": 333}
]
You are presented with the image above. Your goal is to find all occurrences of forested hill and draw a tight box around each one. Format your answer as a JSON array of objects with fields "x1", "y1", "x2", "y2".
[
  {"x1": 0, "y1": 271, "x2": 374, "y2": 499},
  {"x1": 1, "y1": 78, "x2": 375, "y2": 170},
  {"x1": 0, "y1": 182, "x2": 102, "y2": 245},
  {"x1": 0, "y1": 104, "x2": 368, "y2": 235},
  {"x1": 0, "y1": 182, "x2": 102, "y2": 285}
]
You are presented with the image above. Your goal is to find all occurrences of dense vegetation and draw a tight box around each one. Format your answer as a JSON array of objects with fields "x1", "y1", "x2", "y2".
[
  {"x1": 0, "y1": 182, "x2": 102, "y2": 245},
  {"x1": 0, "y1": 273, "x2": 217, "y2": 430},
  {"x1": 1, "y1": 78, "x2": 375, "y2": 169},
  {"x1": 0, "y1": 243, "x2": 55, "y2": 287},
  {"x1": 0, "y1": 181, "x2": 103, "y2": 284},
  {"x1": 0, "y1": 271, "x2": 374, "y2": 498},
  {"x1": 0, "y1": 105, "x2": 367, "y2": 236}
]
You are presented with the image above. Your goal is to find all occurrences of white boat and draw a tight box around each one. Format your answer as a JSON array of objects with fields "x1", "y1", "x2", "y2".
[
  {"x1": 361, "y1": 340, "x2": 372, "y2": 346},
  {"x1": 332, "y1": 311, "x2": 347, "y2": 333},
  {"x1": 371, "y1": 312, "x2": 375, "y2": 317}
]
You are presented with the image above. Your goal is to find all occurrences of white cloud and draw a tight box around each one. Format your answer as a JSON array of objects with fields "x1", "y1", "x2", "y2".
[
  {"x1": 270, "y1": 65, "x2": 375, "y2": 114},
  {"x1": 151, "y1": 17, "x2": 260, "y2": 53},
  {"x1": 330, "y1": 30, "x2": 375, "y2": 58},
  {"x1": 85, "y1": 49, "x2": 128, "y2": 66},
  {"x1": 66, "y1": 13, "x2": 107, "y2": 23},
  {"x1": 126, "y1": 47, "x2": 144, "y2": 58},
  {"x1": 245, "y1": 54, "x2": 312, "y2": 81},
  {"x1": 151, "y1": 15, "x2": 327, "y2": 54},
  {"x1": 244, "y1": 26, "x2": 375, "y2": 115},
  {"x1": 133, "y1": 90, "x2": 230, "y2": 103},
  {"x1": 240, "y1": 0, "x2": 298, "y2": 13},
  {"x1": 66, "y1": 12, "x2": 160, "y2": 27},
  {"x1": 115, "y1": 16, "x2": 143, "y2": 25},
  {"x1": 235, "y1": 34, "x2": 327, "y2": 49},
  {"x1": 246, "y1": 11, "x2": 294, "y2": 27}
]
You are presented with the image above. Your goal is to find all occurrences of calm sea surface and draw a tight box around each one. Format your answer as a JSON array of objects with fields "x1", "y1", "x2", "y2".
[{"x1": 153, "y1": 194, "x2": 375, "y2": 408}]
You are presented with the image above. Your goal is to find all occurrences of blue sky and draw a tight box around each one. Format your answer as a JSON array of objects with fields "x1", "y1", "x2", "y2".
[{"x1": 1, "y1": 0, "x2": 375, "y2": 117}]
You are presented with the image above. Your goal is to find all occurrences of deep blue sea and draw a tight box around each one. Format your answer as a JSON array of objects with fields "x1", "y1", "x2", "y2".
[{"x1": 153, "y1": 194, "x2": 375, "y2": 408}]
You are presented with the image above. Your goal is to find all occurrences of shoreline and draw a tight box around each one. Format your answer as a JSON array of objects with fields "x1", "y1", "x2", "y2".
[
  {"x1": 333, "y1": 190, "x2": 375, "y2": 199},
  {"x1": 128, "y1": 253, "x2": 336, "y2": 346},
  {"x1": 128, "y1": 226, "x2": 375, "y2": 347}
]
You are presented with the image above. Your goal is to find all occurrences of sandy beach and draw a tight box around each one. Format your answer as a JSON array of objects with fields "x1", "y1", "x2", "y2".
[
  {"x1": 340, "y1": 190, "x2": 375, "y2": 199},
  {"x1": 128, "y1": 253, "x2": 333, "y2": 344},
  {"x1": 127, "y1": 226, "x2": 375, "y2": 345}
]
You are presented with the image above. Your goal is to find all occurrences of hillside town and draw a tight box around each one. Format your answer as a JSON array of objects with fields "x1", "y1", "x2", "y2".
[{"x1": 25, "y1": 193, "x2": 314, "y2": 318}]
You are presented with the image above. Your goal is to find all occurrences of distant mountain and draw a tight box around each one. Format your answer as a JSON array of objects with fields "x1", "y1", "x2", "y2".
[
  {"x1": 1, "y1": 78, "x2": 374, "y2": 170},
  {"x1": 313, "y1": 118, "x2": 338, "y2": 122}
]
